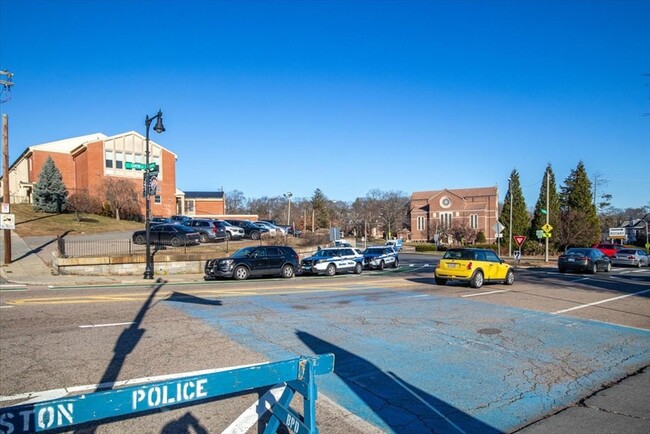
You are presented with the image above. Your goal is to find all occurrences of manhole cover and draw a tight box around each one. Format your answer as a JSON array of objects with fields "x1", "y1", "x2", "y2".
[{"x1": 478, "y1": 328, "x2": 502, "y2": 335}]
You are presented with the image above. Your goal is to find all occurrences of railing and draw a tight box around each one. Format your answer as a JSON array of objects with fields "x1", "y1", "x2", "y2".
[{"x1": 57, "y1": 238, "x2": 233, "y2": 258}]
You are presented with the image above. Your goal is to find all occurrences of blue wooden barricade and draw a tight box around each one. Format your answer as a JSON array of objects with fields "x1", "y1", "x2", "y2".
[{"x1": 0, "y1": 354, "x2": 334, "y2": 434}]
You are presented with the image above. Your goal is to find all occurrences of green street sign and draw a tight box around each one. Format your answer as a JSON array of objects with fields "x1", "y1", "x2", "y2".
[
  {"x1": 540, "y1": 209, "x2": 547, "y2": 215},
  {"x1": 125, "y1": 162, "x2": 158, "y2": 171}
]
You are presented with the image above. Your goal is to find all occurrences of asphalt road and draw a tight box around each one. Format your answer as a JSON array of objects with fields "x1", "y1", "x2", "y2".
[{"x1": 1, "y1": 255, "x2": 649, "y2": 433}]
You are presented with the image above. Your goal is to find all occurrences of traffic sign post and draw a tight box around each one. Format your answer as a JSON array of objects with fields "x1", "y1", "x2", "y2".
[
  {"x1": 494, "y1": 222, "x2": 505, "y2": 256},
  {"x1": 513, "y1": 235, "x2": 526, "y2": 248}
]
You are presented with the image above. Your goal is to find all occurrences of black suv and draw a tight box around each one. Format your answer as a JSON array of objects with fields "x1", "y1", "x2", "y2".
[
  {"x1": 205, "y1": 246, "x2": 299, "y2": 280},
  {"x1": 223, "y1": 220, "x2": 270, "y2": 240}
]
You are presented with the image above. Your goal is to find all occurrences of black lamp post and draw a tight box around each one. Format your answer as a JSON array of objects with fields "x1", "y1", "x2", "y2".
[{"x1": 144, "y1": 110, "x2": 165, "y2": 279}]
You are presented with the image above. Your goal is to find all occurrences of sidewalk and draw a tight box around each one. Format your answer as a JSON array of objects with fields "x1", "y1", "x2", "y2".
[
  {"x1": 0, "y1": 230, "x2": 205, "y2": 286},
  {"x1": 1, "y1": 230, "x2": 648, "y2": 433}
]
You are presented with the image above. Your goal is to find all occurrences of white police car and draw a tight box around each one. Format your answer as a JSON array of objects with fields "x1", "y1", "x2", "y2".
[
  {"x1": 300, "y1": 247, "x2": 364, "y2": 276},
  {"x1": 362, "y1": 246, "x2": 399, "y2": 270}
]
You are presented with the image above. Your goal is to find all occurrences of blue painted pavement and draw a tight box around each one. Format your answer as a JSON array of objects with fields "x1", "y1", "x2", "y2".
[{"x1": 167, "y1": 288, "x2": 650, "y2": 433}]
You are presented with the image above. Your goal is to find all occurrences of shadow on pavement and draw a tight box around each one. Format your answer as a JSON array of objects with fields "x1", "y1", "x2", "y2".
[{"x1": 297, "y1": 330, "x2": 499, "y2": 433}]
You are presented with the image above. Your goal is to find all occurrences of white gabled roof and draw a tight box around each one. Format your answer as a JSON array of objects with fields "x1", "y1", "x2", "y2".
[{"x1": 31, "y1": 133, "x2": 107, "y2": 153}]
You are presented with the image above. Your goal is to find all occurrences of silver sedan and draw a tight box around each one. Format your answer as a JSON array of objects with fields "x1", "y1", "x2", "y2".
[{"x1": 611, "y1": 248, "x2": 649, "y2": 267}]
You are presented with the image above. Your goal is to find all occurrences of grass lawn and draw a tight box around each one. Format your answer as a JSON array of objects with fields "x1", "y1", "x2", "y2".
[{"x1": 9, "y1": 203, "x2": 143, "y2": 237}]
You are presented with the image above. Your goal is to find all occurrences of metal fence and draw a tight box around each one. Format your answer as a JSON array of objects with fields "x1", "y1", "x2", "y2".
[{"x1": 57, "y1": 237, "x2": 233, "y2": 258}]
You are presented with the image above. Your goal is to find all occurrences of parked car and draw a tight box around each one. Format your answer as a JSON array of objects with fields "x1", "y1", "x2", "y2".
[
  {"x1": 434, "y1": 248, "x2": 514, "y2": 288},
  {"x1": 214, "y1": 220, "x2": 245, "y2": 240},
  {"x1": 385, "y1": 239, "x2": 403, "y2": 251},
  {"x1": 182, "y1": 218, "x2": 227, "y2": 243},
  {"x1": 558, "y1": 248, "x2": 612, "y2": 274},
  {"x1": 300, "y1": 247, "x2": 364, "y2": 276},
  {"x1": 150, "y1": 217, "x2": 172, "y2": 225},
  {"x1": 204, "y1": 245, "x2": 299, "y2": 280},
  {"x1": 611, "y1": 248, "x2": 649, "y2": 268},
  {"x1": 592, "y1": 242, "x2": 623, "y2": 258},
  {"x1": 224, "y1": 220, "x2": 270, "y2": 240},
  {"x1": 170, "y1": 215, "x2": 192, "y2": 225},
  {"x1": 362, "y1": 246, "x2": 399, "y2": 270},
  {"x1": 253, "y1": 221, "x2": 281, "y2": 236},
  {"x1": 132, "y1": 224, "x2": 200, "y2": 247},
  {"x1": 334, "y1": 240, "x2": 353, "y2": 248}
]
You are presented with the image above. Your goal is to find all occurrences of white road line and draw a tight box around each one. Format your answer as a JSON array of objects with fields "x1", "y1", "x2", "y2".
[
  {"x1": 79, "y1": 321, "x2": 135, "y2": 328},
  {"x1": 462, "y1": 289, "x2": 510, "y2": 298},
  {"x1": 388, "y1": 372, "x2": 466, "y2": 434},
  {"x1": 0, "y1": 305, "x2": 14, "y2": 309},
  {"x1": 0, "y1": 362, "x2": 266, "y2": 404},
  {"x1": 221, "y1": 386, "x2": 285, "y2": 434},
  {"x1": 552, "y1": 288, "x2": 650, "y2": 314}
]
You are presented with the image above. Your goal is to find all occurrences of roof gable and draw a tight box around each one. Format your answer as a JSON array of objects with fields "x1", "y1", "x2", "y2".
[{"x1": 31, "y1": 133, "x2": 107, "y2": 153}]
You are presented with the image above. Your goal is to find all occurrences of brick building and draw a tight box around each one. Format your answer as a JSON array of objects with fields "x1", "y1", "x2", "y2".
[
  {"x1": 408, "y1": 186, "x2": 500, "y2": 243},
  {"x1": 2, "y1": 132, "x2": 179, "y2": 217}
]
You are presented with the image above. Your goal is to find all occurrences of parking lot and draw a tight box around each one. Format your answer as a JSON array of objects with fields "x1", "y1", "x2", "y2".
[{"x1": 2, "y1": 254, "x2": 648, "y2": 432}]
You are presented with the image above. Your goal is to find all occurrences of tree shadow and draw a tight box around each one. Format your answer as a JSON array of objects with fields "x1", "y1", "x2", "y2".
[
  {"x1": 15, "y1": 213, "x2": 62, "y2": 225},
  {"x1": 296, "y1": 330, "x2": 499, "y2": 433},
  {"x1": 13, "y1": 230, "x2": 72, "y2": 262},
  {"x1": 166, "y1": 291, "x2": 223, "y2": 306},
  {"x1": 518, "y1": 267, "x2": 650, "y2": 298}
]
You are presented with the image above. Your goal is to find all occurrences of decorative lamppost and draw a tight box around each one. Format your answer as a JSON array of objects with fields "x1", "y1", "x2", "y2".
[
  {"x1": 144, "y1": 110, "x2": 165, "y2": 279},
  {"x1": 283, "y1": 192, "x2": 292, "y2": 225}
]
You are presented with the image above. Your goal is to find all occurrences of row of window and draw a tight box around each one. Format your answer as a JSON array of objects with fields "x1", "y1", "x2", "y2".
[
  {"x1": 416, "y1": 214, "x2": 480, "y2": 231},
  {"x1": 104, "y1": 151, "x2": 160, "y2": 172}
]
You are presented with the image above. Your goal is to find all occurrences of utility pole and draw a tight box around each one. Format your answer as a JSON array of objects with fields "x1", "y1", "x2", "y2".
[{"x1": 1, "y1": 70, "x2": 14, "y2": 265}]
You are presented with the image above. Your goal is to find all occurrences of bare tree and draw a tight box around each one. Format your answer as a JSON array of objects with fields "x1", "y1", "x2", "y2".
[
  {"x1": 101, "y1": 178, "x2": 140, "y2": 221},
  {"x1": 67, "y1": 191, "x2": 103, "y2": 222},
  {"x1": 448, "y1": 221, "x2": 477, "y2": 245},
  {"x1": 377, "y1": 190, "x2": 409, "y2": 238},
  {"x1": 226, "y1": 190, "x2": 247, "y2": 214}
]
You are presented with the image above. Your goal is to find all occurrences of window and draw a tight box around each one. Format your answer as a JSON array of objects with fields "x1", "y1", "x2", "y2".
[
  {"x1": 115, "y1": 152, "x2": 123, "y2": 169},
  {"x1": 185, "y1": 200, "x2": 195, "y2": 212},
  {"x1": 154, "y1": 195, "x2": 161, "y2": 204},
  {"x1": 470, "y1": 214, "x2": 478, "y2": 229},
  {"x1": 417, "y1": 216, "x2": 426, "y2": 231},
  {"x1": 105, "y1": 150, "x2": 113, "y2": 168},
  {"x1": 440, "y1": 212, "x2": 452, "y2": 229},
  {"x1": 485, "y1": 251, "x2": 500, "y2": 263},
  {"x1": 440, "y1": 196, "x2": 452, "y2": 208}
]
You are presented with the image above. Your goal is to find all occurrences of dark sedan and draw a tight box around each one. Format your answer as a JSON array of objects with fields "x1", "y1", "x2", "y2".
[
  {"x1": 558, "y1": 248, "x2": 612, "y2": 274},
  {"x1": 133, "y1": 224, "x2": 201, "y2": 247}
]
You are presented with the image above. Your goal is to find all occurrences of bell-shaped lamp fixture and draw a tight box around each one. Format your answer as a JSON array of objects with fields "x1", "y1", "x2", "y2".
[{"x1": 153, "y1": 110, "x2": 165, "y2": 134}]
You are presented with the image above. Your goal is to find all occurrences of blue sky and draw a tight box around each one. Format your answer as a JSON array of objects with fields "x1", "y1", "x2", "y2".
[{"x1": 1, "y1": 0, "x2": 649, "y2": 210}]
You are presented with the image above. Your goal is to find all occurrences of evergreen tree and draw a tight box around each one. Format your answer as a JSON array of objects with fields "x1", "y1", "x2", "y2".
[
  {"x1": 311, "y1": 188, "x2": 330, "y2": 229},
  {"x1": 32, "y1": 156, "x2": 69, "y2": 213},
  {"x1": 499, "y1": 169, "x2": 529, "y2": 251},
  {"x1": 557, "y1": 161, "x2": 601, "y2": 248},
  {"x1": 529, "y1": 164, "x2": 560, "y2": 247}
]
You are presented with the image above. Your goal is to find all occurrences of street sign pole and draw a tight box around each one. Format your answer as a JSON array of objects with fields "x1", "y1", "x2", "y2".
[{"x1": 545, "y1": 169, "x2": 549, "y2": 263}]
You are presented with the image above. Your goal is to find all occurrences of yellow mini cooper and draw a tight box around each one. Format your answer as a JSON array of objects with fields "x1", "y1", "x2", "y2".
[{"x1": 434, "y1": 248, "x2": 515, "y2": 288}]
